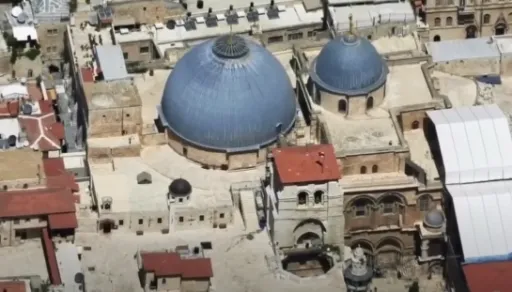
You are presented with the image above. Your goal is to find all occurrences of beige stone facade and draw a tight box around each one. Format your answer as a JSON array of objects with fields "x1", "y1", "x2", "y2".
[
  {"x1": 423, "y1": 0, "x2": 512, "y2": 41},
  {"x1": 37, "y1": 23, "x2": 67, "y2": 65},
  {"x1": 0, "y1": 216, "x2": 74, "y2": 247}
]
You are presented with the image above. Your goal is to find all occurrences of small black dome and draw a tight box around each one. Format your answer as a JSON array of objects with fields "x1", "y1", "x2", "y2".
[{"x1": 169, "y1": 178, "x2": 192, "y2": 196}]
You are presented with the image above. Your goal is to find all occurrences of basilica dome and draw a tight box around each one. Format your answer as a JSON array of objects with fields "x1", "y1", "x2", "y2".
[
  {"x1": 310, "y1": 34, "x2": 388, "y2": 96},
  {"x1": 160, "y1": 35, "x2": 296, "y2": 151}
]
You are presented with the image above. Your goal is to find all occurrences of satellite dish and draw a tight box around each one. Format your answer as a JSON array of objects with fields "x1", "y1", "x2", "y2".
[
  {"x1": 166, "y1": 20, "x2": 176, "y2": 30},
  {"x1": 11, "y1": 6, "x2": 22, "y2": 18},
  {"x1": 7, "y1": 135, "x2": 16, "y2": 147}
]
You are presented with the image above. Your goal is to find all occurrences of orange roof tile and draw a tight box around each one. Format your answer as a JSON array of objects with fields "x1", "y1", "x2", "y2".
[
  {"x1": 141, "y1": 252, "x2": 213, "y2": 279},
  {"x1": 0, "y1": 281, "x2": 26, "y2": 292},
  {"x1": 463, "y1": 261, "x2": 512, "y2": 292},
  {"x1": 0, "y1": 101, "x2": 19, "y2": 118},
  {"x1": 18, "y1": 111, "x2": 62, "y2": 151},
  {"x1": 26, "y1": 83, "x2": 43, "y2": 101},
  {"x1": 81, "y1": 68, "x2": 94, "y2": 83},
  {"x1": 48, "y1": 212, "x2": 78, "y2": 230},
  {"x1": 0, "y1": 188, "x2": 75, "y2": 218},
  {"x1": 272, "y1": 144, "x2": 341, "y2": 184},
  {"x1": 43, "y1": 158, "x2": 79, "y2": 191}
]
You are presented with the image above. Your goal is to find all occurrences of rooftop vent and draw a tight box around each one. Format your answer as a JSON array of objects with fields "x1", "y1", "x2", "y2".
[
  {"x1": 166, "y1": 19, "x2": 176, "y2": 30},
  {"x1": 247, "y1": 3, "x2": 259, "y2": 22},
  {"x1": 22, "y1": 103, "x2": 32, "y2": 115},
  {"x1": 184, "y1": 18, "x2": 197, "y2": 31},
  {"x1": 206, "y1": 10, "x2": 218, "y2": 27},
  {"x1": 226, "y1": 13, "x2": 238, "y2": 25},
  {"x1": 137, "y1": 171, "x2": 152, "y2": 184},
  {"x1": 197, "y1": 0, "x2": 204, "y2": 9}
]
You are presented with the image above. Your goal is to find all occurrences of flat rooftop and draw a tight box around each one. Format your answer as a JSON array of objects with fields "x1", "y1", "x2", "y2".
[
  {"x1": 141, "y1": 145, "x2": 263, "y2": 192},
  {"x1": 76, "y1": 226, "x2": 347, "y2": 292},
  {"x1": 83, "y1": 80, "x2": 141, "y2": 110},
  {"x1": 115, "y1": 3, "x2": 322, "y2": 45},
  {"x1": 476, "y1": 76, "x2": 512, "y2": 127},
  {"x1": 89, "y1": 157, "x2": 170, "y2": 213},
  {"x1": 0, "y1": 150, "x2": 45, "y2": 181},
  {"x1": 371, "y1": 35, "x2": 420, "y2": 55},
  {"x1": 0, "y1": 240, "x2": 49, "y2": 280},
  {"x1": 55, "y1": 242, "x2": 82, "y2": 292},
  {"x1": 381, "y1": 63, "x2": 433, "y2": 109},
  {"x1": 329, "y1": 2, "x2": 415, "y2": 32},
  {"x1": 431, "y1": 71, "x2": 477, "y2": 108},
  {"x1": 318, "y1": 107, "x2": 399, "y2": 152},
  {"x1": 68, "y1": 15, "x2": 114, "y2": 67}
]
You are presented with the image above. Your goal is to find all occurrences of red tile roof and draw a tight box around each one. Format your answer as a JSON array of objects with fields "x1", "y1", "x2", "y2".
[
  {"x1": 43, "y1": 158, "x2": 79, "y2": 192},
  {"x1": 81, "y1": 68, "x2": 94, "y2": 83},
  {"x1": 18, "y1": 111, "x2": 62, "y2": 151},
  {"x1": 0, "y1": 188, "x2": 75, "y2": 218},
  {"x1": 272, "y1": 144, "x2": 341, "y2": 184},
  {"x1": 42, "y1": 228, "x2": 62, "y2": 285},
  {"x1": 0, "y1": 281, "x2": 26, "y2": 292},
  {"x1": 463, "y1": 262, "x2": 512, "y2": 292},
  {"x1": 26, "y1": 83, "x2": 43, "y2": 101},
  {"x1": 0, "y1": 101, "x2": 19, "y2": 118},
  {"x1": 48, "y1": 212, "x2": 78, "y2": 230},
  {"x1": 141, "y1": 252, "x2": 213, "y2": 279}
]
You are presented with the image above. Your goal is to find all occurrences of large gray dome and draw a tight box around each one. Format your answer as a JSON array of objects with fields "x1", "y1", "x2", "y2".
[
  {"x1": 310, "y1": 34, "x2": 388, "y2": 96},
  {"x1": 160, "y1": 35, "x2": 297, "y2": 151}
]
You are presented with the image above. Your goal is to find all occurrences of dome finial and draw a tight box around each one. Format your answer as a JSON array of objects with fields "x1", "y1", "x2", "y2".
[{"x1": 349, "y1": 14, "x2": 354, "y2": 35}]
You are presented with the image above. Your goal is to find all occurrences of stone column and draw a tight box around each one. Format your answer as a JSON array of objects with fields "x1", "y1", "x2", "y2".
[{"x1": 421, "y1": 239, "x2": 430, "y2": 259}]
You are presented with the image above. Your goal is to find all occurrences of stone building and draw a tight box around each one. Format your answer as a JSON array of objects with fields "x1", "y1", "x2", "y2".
[
  {"x1": 263, "y1": 144, "x2": 344, "y2": 251},
  {"x1": 137, "y1": 249, "x2": 213, "y2": 292},
  {"x1": 293, "y1": 25, "x2": 446, "y2": 274},
  {"x1": 158, "y1": 35, "x2": 300, "y2": 170},
  {"x1": 0, "y1": 188, "x2": 77, "y2": 247},
  {"x1": 422, "y1": 0, "x2": 512, "y2": 41},
  {"x1": 168, "y1": 178, "x2": 234, "y2": 231}
]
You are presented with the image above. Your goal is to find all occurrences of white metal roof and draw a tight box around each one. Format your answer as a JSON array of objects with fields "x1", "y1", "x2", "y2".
[
  {"x1": 12, "y1": 26, "x2": 38, "y2": 41},
  {"x1": 95, "y1": 45, "x2": 129, "y2": 82},
  {"x1": 427, "y1": 37, "x2": 500, "y2": 63},
  {"x1": 55, "y1": 242, "x2": 83, "y2": 292},
  {"x1": 427, "y1": 104, "x2": 512, "y2": 185},
  {"x1": 447, "y1": 181, "x2": 512, "y2": 263}
]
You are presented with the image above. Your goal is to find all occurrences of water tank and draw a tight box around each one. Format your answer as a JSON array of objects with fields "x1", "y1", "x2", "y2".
[
  {"x1": 166, "y1": 20, "x2": 176, "y2": 30},
  {"x1": 17, "y1": 12, "x2": 27, "y2": 24},
  {"x1": 22, "y1": 104, "x2": 32, "y2": 115},
  {"x1": 11, "y1": 6, "x2": 22, "y2": 18}
]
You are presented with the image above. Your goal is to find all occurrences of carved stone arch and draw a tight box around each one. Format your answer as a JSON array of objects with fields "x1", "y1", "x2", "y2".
[
  {"x1": 293, "y1": 218, "x2": 326, "y2": 246},
  {"x1": 375, "y1": 237, "x2": 404, "y2": 269},
  {"x1": 345, "y1": 195, "x2": 377, "y2": 209},
  {"x1": 378, "y1": 192, "x2": 406, "y2": 204},
  {"x1": 495, "y1": 12, "x2": 508, "y2": 28}
]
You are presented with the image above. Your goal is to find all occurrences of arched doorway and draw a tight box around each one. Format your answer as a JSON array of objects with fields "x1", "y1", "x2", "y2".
[
  {"x1": 495, "y1": 23, "x2": 507, "y2": 35},
  {"x1": 466, "y1": 25, "x2": 477, "y2": 39},
  {"x1": 433, "y1": 35, "x2": 441, "y2": 42},
  {"x1": 375, "y1": 238, "x2": 403, "y2": 270},
  {"x1": 297, "y1": 232, "x2": 321, "y2": 249},
  {"x1": 338, "y1": 99, "x2": 347, "y2": 113},
  {"x1": 48, "y1": 64, "x2": 60, "y2": 73},
  {"x1": 99, "y1": 219, "x2": 115, "y2": 234}
]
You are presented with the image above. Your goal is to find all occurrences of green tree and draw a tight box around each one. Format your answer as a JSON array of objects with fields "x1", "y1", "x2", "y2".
[
  {"x1": 10, "y1": 49, "x2": 18, "y2": 64},
  {"x1": 408, "y1": 281, "x2": 420, "y2": 292},
  {"x1": 24, "y1": 48, "x2": 40, "y2": 60}
]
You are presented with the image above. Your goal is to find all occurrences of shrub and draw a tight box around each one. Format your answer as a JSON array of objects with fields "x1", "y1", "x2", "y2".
[{"x1": 24, "y1": 48, "x2": 40, "y2": 61}]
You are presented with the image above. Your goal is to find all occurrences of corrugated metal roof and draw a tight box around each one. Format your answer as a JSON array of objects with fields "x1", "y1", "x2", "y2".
[
  {"x1": 95, "y1": 45, "x2": 129, "y2": 81},
  {"x1": 448, "y1": 181, "x2": 512, "y2": 263},
  {"x1": 427, "y1": 104, "x2": 512, "y2": 185},
  {"x1": 428, "y1": 38, "x2": 500, "y2": 63}
]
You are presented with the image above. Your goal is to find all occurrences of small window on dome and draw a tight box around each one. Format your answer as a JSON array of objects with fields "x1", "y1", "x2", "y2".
[
  {"x1": 338, "y1": 99, "x2": 347, "y2": 113},
  {"x1": 367, "y1": 96, "x2": 374, "y2": 110}
]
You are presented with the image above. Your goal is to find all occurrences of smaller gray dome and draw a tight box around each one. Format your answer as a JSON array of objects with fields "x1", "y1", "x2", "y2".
[
  {"x1": 424, "y1": 209, "x2": 444, "y2": 228},
  {"x1": 169, "y1": 178, "x2": 192, "y2": 196}
]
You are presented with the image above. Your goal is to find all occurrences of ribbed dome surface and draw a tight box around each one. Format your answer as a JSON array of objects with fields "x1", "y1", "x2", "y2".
[
  {"x1": 160, "y1": 35, "x2": 297, "y2": 151},
  {"x1": 311, "y1": 35, "x2": 388, "y2": 96}
]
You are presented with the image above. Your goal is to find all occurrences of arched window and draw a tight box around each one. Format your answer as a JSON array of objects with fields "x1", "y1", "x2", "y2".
[
  {"x1": 418, "y1": 195, "x2": 431, "y2": 211},
  {"x1": 380, "y1": 193, "x2": 403, "y2": 215},
  {"x1": 412, "y1": 120, "x2": 420, "y2": 129},
  {"x1": 297, "y1": 192, "x2": 308, "y2": 205},
  {"x1": 372, "y1": 165, "x2": 378, "y2": 173},
  {"x1": 338, "y1": 99, "x2": 347, "y2": 113},
  {"x1": 360, "y1": 166, "x2": 367, "y2": 174},
  {"x1": 353, "y1": 198, "x2": 372, "y2": 217},
  {"x1": 433, "y1": 35, "x2": 441, "y2": 42},
  {"x1": 484, "y1": 14, "x2": 491, "y2": 24},
  {"x1": 434, "y1": 18, "x2": 441, "y2": 27},
  {"x1": 367, "y1": 96, "x2": 374, "y2": 110},
  {"x1": 446, "y1": 17, "x2": 453, "y2": 26},
  {"x1": 314, "y1": 191, "x2": 324, "y2": 204},
  {"x1": 508, "y1": 12, "x2": 512, "y2": 23}
]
